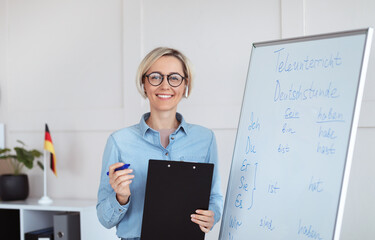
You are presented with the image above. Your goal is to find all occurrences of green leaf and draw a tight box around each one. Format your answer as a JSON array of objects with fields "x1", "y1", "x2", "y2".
[
  {"x1": 16, "y1": 140, "x2": 26, "y2": 146},
  {"x1": 31, "y1": 149, "x2": 43, "y2": 158},
  {"x1": 2, "y1": 141, "x2": 43, "y2": 174},
  {"x1": 14, "y1": 147, "x2": 34, "y2": 169},
  {"x1": 0, "y1": 148, "x2": 11, "y2": 155},
  {"x1": 37, "y1": 161, "x2": 44, "y2": 170}
]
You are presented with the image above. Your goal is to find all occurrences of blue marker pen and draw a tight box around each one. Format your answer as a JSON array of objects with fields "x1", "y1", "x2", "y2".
[{"x1": 107, "y1": 163, "x2": 131, "y2": 176}]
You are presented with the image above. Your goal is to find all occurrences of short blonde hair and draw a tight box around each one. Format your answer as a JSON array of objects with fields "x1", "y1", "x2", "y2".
[{"x1": 136, "y1": 47, "x2": 193, "y2": 98}]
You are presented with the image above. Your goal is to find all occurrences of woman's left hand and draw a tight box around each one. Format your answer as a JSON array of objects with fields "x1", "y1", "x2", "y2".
[{"x1": 191, "y1": 209, "x2": 215, "y2": 233}]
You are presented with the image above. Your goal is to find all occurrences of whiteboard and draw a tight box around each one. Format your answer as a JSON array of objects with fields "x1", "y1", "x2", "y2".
[{"x1": 219, "y1": 29, "x2": 373, "y2": 240}]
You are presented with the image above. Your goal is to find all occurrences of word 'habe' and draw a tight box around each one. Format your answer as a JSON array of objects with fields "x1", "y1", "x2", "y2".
[
  {"x1": 273, "y1": 80, "x2": 339, "y2": 102},
  {"x1": 318, "y1": 126, "x2": 337, "y2": 139},
  {"x1": 298, "y1": 220, "x2": 323, "y2": 240},
  {"x1": 317, "y1": 107, "x2": 344, "y2": 123},
  {"x1": 274, "y1": 48, "x2": 342, "y2": 73}
]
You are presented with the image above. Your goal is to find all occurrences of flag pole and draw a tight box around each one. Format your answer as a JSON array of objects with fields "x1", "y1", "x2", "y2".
[{"x1": 38, "y1": 149, "x2": 53, "y2": 204}]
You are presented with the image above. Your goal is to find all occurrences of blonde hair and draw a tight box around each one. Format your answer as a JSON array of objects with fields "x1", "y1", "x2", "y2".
[{"x1": 136, "y1": 47, "x2": 193, "y2": 98}]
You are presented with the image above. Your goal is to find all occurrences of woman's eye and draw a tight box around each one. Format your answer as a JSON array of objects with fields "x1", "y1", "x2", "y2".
[
  {"x1": 150, "y1": 74, "x2": 161, "y2": 80},
  {"x1": 169, "y1": 75, "x2": 181, "y2": 81}
]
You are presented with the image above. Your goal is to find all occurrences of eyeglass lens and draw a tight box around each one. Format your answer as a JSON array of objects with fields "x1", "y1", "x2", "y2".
[{"x1": 147, "y1": 72, "x2": 183, "y2": 87}]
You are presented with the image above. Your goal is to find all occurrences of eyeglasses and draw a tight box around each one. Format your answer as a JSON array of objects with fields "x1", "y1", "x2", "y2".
[{"x1": 144, "y1": 72, "x2": 185, "y2": 87}]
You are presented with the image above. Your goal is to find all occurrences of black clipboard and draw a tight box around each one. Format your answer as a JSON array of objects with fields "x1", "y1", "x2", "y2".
[{"x1": 140, "y1": 159, "x2": 214, "y2": 240}]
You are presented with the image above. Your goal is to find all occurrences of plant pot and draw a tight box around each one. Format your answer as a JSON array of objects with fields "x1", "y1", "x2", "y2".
[{"x1": 0, "y1": 174, "x2": 29, "y2": 201}]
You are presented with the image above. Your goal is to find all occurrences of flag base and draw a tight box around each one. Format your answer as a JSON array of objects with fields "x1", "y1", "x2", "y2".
[{"x1": 38, "y1": 195, "x2": 53, "y2": 205}]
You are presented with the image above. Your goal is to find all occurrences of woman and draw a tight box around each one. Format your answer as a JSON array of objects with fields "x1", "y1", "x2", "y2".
[{"x1": 97, "y1": 47, "x2": 223, "y2": 240}]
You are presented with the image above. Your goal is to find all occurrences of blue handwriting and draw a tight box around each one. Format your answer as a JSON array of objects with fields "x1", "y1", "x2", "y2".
[
  {"x1": 274, "y1": 48, "x2": 342, "y2": 73},
  {"x1": 248, "y1": 163, "x2": 258, "y2": 210},
  {"x1": 298, "y1": 219, "x2": 323, "y2": 240},
  {"x1": 278, "y1": 144, "x2": 290, "y2": 154},
  {"x1": 282, "y1": 123, "x2": 296, "y2": 134},
  {"x1": 229, "y1": 215, "x2": 242, "y2": 230},
  {"x1": 239, "y1": 176, "x2": 249, "y2": 191},
  {"x1": 228, "y1": 232, "x2": 234, "y2": 240},
  {"x1": 285, "y1": 107, "x2": 300, "y2": 119},
  {"x1": 241, "y1": 159, "x2": 250, "y2": 171},
  {"x1": 316, "y1": 107, "x2": 344, "y2": 123},
  {"x1": 248, "y1": 112, "x2": 261, "y2": 131},
  {"x1": 235, "y1": 194, "x2": 243, "y2": 209},
  {"x1": 268, "y1": 182, "x2": 280, "y2": 194},
  {"x1": 273, "y1": 80, "x2": 339, "y2": 102},
  {"x1": 317, "y1": 142, "x2": 335, "y2": 155},
  {"x1": 318, "y1": 126, "x2": 337, "y2": 139},
  {"x1": 309, "y1": 176, "x2": 324, "y2": 193},
  {"x1": 260, "y1": 216, "x2": 275, "y2": 231},
  {"x1": 246, "y1": 136, "x2": 256, "y2": 154}
]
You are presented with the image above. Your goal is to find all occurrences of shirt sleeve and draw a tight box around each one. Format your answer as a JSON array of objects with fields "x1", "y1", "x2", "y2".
[
  {"x1": 96, "y1": 135, "x2": 130, "y2": 229},
  {"x1": 206, "y1": 131, "x2": 224, "y2": 226}
]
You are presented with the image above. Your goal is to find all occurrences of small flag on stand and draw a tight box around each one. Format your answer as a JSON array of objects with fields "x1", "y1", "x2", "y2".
[
  {"x1": 39, "y1": 123, "x2": 57, "y2": 204},
  {"x1": 44, "y1": 124, "x2": 57, "y2": 176}
]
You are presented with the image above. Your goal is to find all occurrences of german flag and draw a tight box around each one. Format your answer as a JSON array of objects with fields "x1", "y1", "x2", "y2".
[{"x1": 44, "y1": 124, "x2": 57, "y2": 176}]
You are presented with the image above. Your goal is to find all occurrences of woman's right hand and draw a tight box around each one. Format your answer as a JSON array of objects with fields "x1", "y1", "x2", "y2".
[{"x1": 108, "y1": 162, "x2": 135, "y2": 205}]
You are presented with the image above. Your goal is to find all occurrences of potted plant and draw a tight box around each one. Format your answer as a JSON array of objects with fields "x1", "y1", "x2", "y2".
[{"x1": 0, "y1": 140, "x2": 43, "y2": 201}]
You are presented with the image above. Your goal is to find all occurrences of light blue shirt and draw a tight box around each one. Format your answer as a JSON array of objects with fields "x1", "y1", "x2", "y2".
[{"x1": 96, "y1": 113, "x2": 223, "y2": 239}]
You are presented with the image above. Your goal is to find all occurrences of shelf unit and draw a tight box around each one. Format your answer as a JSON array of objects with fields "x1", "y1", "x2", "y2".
[{"x1": 0, "y1": 198, "x2": 117, "y2": 240}]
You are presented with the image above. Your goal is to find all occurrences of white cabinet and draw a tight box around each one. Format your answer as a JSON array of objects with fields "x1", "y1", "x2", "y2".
[{"x1": 0, "y1": 198, "x2": 117, "y2": 240}]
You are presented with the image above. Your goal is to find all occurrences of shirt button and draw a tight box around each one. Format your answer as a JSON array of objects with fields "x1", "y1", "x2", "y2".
[
  {"x1": 165, "y1": 152, "x2": 169, "y2": 156},
  {"x1": 171, "y1": 137, "x2": 175, "y2": 140},
  {"x1": 119, "y1": 209, "x2": 122, "y2": 212}
]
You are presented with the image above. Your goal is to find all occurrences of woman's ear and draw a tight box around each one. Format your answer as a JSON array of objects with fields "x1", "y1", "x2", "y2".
[{"x1": 142, "y1": 82, "x2": 147, "y2": 97}]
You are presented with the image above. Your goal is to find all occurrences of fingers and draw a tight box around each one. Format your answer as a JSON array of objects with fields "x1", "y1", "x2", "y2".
[
  {"x1": 199, "y1": 225, "x2": 210, "y2": 233},
  {"x1": 108, "y1": 162, "x2": 125, "y2": 177},
  {"x1": 112, "y1": 172, "x2": 134, "y2": 188},
  {"x1": 191, "y1": 217, "x2": 211, "y2": 231},
  {"x1": 108, "y1": 163, "x2": 134, "y2": 196},
  {"x1": 108, "y1": 163, "x2": 133, "y2": 181},
  {"x1": 195, "y1": 209, "x2": 214, "y2": 217},
  {"x1": 191, "y1": 210, "x2": 215, "y2": 233},
  {"x1": 112, "y1": 169, "x2": 134, "y2": 181}
]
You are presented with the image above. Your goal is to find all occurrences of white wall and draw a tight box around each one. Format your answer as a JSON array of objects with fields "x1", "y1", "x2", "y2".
[
  {"x1": 0, "y1": 1, "x2": 374, "y2": 240},
  {"x1": 0, "y1": 0, "x2": 125, "y2": 196}
]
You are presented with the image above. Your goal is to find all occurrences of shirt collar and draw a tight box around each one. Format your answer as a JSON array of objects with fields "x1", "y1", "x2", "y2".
[{"x1": 139, "y1": 112, "x2": 189, "y2": 136}]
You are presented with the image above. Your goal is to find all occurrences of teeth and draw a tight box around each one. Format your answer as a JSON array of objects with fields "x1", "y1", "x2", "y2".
[{"x1": 157, "y1": 95, "x2": 172, "y2": 98}]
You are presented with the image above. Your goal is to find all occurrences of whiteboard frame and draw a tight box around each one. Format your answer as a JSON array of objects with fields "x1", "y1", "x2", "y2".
[{"x1": 219, "y1": 28, "x2": 373, "y2": 240}]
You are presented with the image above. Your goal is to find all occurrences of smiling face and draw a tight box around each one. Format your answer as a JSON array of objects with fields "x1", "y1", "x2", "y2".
[{"x1": 144, "y1": 56, "x2": 187, "y2": 114}]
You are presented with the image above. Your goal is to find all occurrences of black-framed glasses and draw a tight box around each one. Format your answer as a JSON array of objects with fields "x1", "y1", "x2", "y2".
[{"x1": 144, "y1": 72, "x2": 185, "y2": 87}]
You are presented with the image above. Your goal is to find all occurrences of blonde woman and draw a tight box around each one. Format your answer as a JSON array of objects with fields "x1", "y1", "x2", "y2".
[{"x1": 97, "y1": 47, "x2": 223, "y2": 240}]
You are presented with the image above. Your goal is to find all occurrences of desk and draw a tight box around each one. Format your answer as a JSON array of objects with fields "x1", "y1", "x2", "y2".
[{"x1": 0, "y1": 198, "x2": 117, "y2": 240}]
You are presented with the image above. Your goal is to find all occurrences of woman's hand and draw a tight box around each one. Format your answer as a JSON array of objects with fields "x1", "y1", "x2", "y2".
[
  {"x1": 108, "y1": 162, "x2": 134, "y2": 205},
  {"x1": 191, "y1": 209, "x2": 215, "y2": 233}
]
